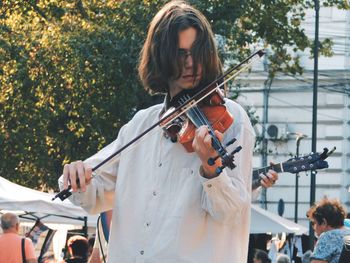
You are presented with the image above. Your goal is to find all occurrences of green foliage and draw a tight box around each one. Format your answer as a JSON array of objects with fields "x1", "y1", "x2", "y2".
[
  {"x1": 0, "y1": 0, "x2": 347, "y2": 190},
  {"x1": 0, "y1": 0, "x2": 162, "y2": 189}
]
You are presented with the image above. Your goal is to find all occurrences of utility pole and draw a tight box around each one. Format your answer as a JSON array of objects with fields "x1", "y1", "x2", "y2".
[
  {"x1": 310, "y1": 0, "x2": 320, "y2": 249},
  {"x1": 261, "y1": 76, "x2": 273, "y2": 209}
]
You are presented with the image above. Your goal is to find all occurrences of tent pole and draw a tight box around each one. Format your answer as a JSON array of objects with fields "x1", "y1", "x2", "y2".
[{"x1": 83, "y1": 216, "x2": 88, "y2": 237}]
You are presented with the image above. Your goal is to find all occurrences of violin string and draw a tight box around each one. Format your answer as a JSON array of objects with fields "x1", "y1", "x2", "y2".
[
  {"x1": 180, "y1": 95, "x2": 223, "y2": 150},
  {"x1": 180, "y1": 95, "x2": 205, "y2": 127},
  {"x1": 179, "y1": 96, "x2": 207, "y2": 128}
]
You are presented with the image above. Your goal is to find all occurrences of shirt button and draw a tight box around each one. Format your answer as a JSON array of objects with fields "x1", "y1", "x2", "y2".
[
  {"x1": 158, "y1": 163, "x2": 162, "y2": 167},
  {"x1": 140, "y1": 250, "x2": 144, "y2": 255},
  {"x1": 145, "y1": 222, "x2": 151, "y2": 227},
  {"x1": 153, "y1": 191, "x2": 157, "y2": 196},
  {"x1": 207, "y1": 184, "x2": 212, "y2": 188}
]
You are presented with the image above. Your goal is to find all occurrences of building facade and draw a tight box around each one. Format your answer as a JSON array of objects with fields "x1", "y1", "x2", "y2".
[{"x1": 238, "y1": 6, "x2": 350, "y2": 227}]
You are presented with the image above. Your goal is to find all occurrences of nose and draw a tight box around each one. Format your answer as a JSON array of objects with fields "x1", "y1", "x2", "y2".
[{"x1": 184, "y1": 52, "x2": 193, "y2": 68}]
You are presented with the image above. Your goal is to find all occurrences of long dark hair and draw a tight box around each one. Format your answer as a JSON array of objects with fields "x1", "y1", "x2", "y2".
[{"x1": 138, "y1": 0, "x2": 222, "y2": 94}]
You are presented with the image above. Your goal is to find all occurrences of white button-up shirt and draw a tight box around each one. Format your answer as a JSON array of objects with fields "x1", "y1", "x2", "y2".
[{"x1": 60, "y1": 99, "x2": 255, "y2": 263}]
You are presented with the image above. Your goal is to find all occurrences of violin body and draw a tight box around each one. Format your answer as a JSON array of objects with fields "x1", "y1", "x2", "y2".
[
  {"x1": 178, "y1": 105, "x2": 233, "y2": 152},
  {"x1": 163, "y1": 87, "x2": 233, "y2": 152},
  {"x1": 162, "y1": 88, "x2": 234, "y2": 152},
  {"x1": 161, "y1": 87, "x2": 240, "y2": 174}
]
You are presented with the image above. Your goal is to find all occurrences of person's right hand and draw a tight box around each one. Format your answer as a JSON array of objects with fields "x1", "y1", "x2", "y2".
[{"x1": 63, "y1": 161, "x2": 92, "y2": 192}]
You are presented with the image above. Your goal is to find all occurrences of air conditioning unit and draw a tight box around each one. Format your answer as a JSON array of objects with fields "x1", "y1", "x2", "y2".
[{"x1": 265, "y1": 123, "x2": 288, "y2": 140}]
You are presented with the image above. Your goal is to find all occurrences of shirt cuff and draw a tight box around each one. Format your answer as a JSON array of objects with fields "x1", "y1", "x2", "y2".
[
  {"x1": 199, "y1": 165, "x2": 221, "y2": 179},
  {"x1": 199, "y1": 170, "x2": 231, "y2": 190}
]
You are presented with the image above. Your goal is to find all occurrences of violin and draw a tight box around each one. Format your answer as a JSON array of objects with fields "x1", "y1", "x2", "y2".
[
  {"x1": 162, "y1": 87, "x2": 232, "y2": 151},
  {"x1": 52, "y1": 49, "x2": 265, "y2": 201},
  {"x1": 161, "y1": 85, "x2": 241, "y2": 174}
]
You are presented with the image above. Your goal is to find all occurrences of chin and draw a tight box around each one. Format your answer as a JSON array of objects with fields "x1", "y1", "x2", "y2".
[{"x1": 183, "y1": 80, "x2": 200, "y2": 89}]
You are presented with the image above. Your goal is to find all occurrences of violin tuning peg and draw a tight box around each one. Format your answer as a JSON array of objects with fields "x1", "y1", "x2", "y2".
[
  {"x1": 215, "y1": 166, "x2": 224, "y2": 175},
  {"x1": 225, "y1": 138, "x2": 237, "y2": 147},
  {"x1": 231, "y1": 146, "x2": 242, "y2": 155},
  {"x1": 208, "y1": 156, "x2": 219, "y2": 166}
]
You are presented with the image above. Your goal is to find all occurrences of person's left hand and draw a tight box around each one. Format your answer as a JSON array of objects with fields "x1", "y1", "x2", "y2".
[
  {"x1": 259, "y1": 165, "x2": 279, "y2": 188},
  {"x1": 192, "y1": 126, "x2": 223, "y2": 178}
]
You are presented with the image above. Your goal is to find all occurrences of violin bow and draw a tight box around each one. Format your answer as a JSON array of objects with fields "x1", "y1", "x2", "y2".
[{"x1": 52, "y1": 49, "x2": 265, "y2": 201}]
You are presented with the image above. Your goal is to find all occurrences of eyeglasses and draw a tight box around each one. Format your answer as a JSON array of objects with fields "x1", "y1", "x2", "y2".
[{"x1": 178, "y1": 49, "x2": 192, "y2": 60}]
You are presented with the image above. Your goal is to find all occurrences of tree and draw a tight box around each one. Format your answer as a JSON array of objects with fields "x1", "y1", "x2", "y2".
[
  {"x1": 0, "y1": 0, "x2": 161, "y2": 189},
  {"x1": 0, "y1": 0, "x2": 348, "y2": 190}
]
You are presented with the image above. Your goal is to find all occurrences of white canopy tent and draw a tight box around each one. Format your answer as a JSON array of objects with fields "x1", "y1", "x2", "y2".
[
  {"x1": 0, "y1": 176, "x2": 100, "y2": 260},
  {"x1": 0, "y1": 176, "x2": 97, "y2": 227},
  {"x1": 0, "y1": 176, "x2": 308, "y2": 260},
  {"x1": 0, "y1": 176, "x2": 307, "y2": 235},
  {"x1": 251, "y1": 204, "x2": 308, "y2": 235}
]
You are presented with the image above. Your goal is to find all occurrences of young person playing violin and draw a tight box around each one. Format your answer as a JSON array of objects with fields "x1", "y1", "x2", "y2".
[{"x1": 59, "y1": 1, "x2": 276, "y2": 262}]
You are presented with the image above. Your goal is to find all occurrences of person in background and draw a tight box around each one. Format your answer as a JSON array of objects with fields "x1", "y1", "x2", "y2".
[
  {"x1": 60, "y1": 1, "x2": 255, "y2": 262},
  {"x1": 301, "y1": 250, "x2": 312, "y2": 263},
  {"x1": 87, "y1": 237, "x2": 95, "y2": 257},
  {"x1": 0, "y1": 212, "x2": 37, "y2": 263},
  {"x1": 344, "y1": 212, "x2": 350, "y2": 228},
  {"x1": 89, "y1": 210, "x2": 112, "y2": 263},
  {"x1": 64, "y1": 235, "x2": 89, "y2": 263},
  {"x1": 307, "y1": 197, "x2": 350, "y2": 263},
  {"x1": 253, "y1": 249, "x2": 271, "y2": 263},
  {"x1": 276, "y1": 253, "x2": 291, "y2": 263}
]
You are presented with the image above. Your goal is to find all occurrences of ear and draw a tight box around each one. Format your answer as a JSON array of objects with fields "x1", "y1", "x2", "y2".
[{"x1": 322, "y1": 219, "x2": 328, "y2": 226}]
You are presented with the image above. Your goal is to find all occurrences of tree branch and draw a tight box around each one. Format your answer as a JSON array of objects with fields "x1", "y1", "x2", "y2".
[
  {"x1": 27, "y1": 1, "x2": 48, "y2": 21},
  {"x1": 76, "y1": 0, "x2": 89, "y2": 20}
]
